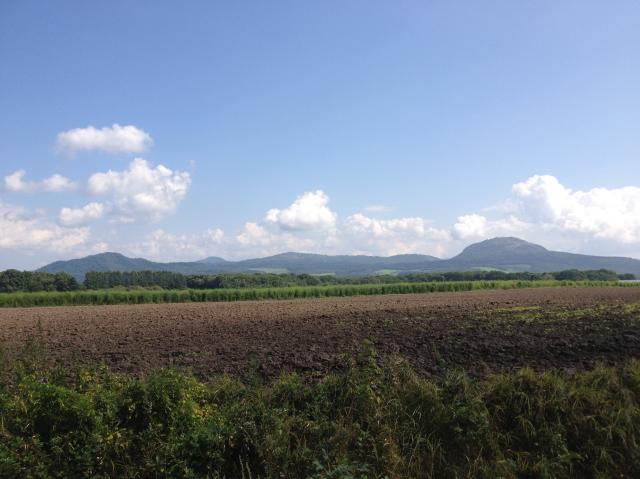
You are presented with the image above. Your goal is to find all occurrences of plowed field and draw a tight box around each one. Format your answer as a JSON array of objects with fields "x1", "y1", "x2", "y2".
[{"x1": 2, "y1": 287, "x2": 640, "y2": 378}]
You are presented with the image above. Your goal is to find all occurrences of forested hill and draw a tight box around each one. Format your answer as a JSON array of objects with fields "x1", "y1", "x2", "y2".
[
  {"x1": 37, "y1": 251, "x2": 441, "y2": 279},
  {"x1": 432, "y1": 237, "x2": 640, "y2": 275},
  {"x1": 38, "y1": 252, "x2": 230, "y2": 279},
  {"x1": 36, "y1": 237, "x2": 640, "y2": 280}
]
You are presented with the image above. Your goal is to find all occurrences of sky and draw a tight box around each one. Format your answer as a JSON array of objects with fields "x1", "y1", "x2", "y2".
[{"x1": 1, "y1": 1, "x2": 639, "y2": 269}]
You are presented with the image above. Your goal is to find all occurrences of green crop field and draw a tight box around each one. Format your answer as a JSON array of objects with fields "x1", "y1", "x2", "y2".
[{"x1": 0, "y1": 280, "x2": 635, "y2": 307}]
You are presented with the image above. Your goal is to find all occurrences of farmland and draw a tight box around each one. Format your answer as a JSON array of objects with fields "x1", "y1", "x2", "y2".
[
  {"x1": 2, "y1": 286, "x2": 640, "y2": 377},
  {"x1": 2, "y1": 286, "x2": 640, "y2": 477},
  {"x1": 0, "y1": 278, "x2": 633, "y2": 307}
]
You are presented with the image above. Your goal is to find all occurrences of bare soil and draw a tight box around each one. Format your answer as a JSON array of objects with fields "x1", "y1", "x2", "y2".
[{"x1": 1, "y1": 287, "x2": 640, "y2": 378}]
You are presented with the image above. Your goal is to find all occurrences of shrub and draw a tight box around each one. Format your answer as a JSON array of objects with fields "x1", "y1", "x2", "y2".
[{"x1": 1, "y1": 347, "x2": 639, "y2": 478}]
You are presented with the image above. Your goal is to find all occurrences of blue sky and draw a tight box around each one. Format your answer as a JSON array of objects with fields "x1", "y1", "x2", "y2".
[{"x1": 1, "y1": 1, "x2": 639, "y2": 269}]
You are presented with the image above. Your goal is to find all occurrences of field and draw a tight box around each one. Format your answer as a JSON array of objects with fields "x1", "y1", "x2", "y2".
[
  {"x1": 0, "y1": 279, "x2": 626, "y2": 307},
  {"x1": 2, "y1": 286, "x2": 640, "y2": 378},
  {"x1": 2, "y1": 286, "x2": 640, "y2": 478}
]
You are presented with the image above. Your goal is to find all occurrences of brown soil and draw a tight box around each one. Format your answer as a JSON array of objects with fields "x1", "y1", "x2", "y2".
[{"x1": 1, "y1": 287, "x2": 640, "y2": 378}]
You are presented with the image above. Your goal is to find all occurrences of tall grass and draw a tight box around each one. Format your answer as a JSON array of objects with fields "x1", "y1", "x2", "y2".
[
  {"x1": 0, "y1": 280, "x2": 631, "y2": 307},
  {"x1": 1, "y1": 343, "x2": 639, "y2": 478}
]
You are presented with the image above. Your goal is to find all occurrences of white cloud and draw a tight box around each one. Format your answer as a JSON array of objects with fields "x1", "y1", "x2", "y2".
[
  {"x1": 228, "y1": 191, "x2": 341, "y2": 257},
  {"x1": 265, "y1": 190, "x2": 337, "y2": 231},
  {"x1": 453, "y1": 214, "x2": 488, "y2": 239},
  {"x1": 344, "y1": 213, "x2": 451, "y2": 257},
  {"x1": 90, "y1": 242, "x2": 111, "y2": 254},
  {"x1": 453, "y1": 213, "x2": 528, "y2": 240},
  {"x1": 128, "y1": 228, "x2": 225, "y2": 261},
  {"x1": 235, "y1": 222, "x2": 317, "y2": 256},
  {"x1": 0, "y1": 202, "x2": 89, "y2": 252},
  {"x1": 42, "y1": 174, "x2": 77, "y2": 192},
  {"x1": 230, "y1": 193, "x2": 451, "y2": 258},
  {"x1": 56, "y1": 124, "x2": 153, "y2": 154},
  {"x1": 4, "y1": 170, "x2": 76, "y2": 193},
  {"x1": 346, "y1": 213, "x2": 442, "y2": 238},
  {"x1": 4, "y1": 169, "x2": 640, "y2": 267},
  {"x1": 87, "y1": 158, "x2": 190, "y2": 222},
  {"x1": 59, "y1": 202, "x2": 105, "y2": 226},
  {"x1": 451, "y1": 175, "x2": 640, "y2": 257},
  {"x1": 236, "y1": 222, "x2": 269, "y2": 246},
  {"x1": 4, "y1": 170, "x2": 35, "y2": 193},
  {"x1": 511, "y1": 174, "x2": 640, "y2": 243}
]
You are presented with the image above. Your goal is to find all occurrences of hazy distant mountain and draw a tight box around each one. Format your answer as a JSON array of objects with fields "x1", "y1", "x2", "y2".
[
  {"x1": 37, "y1": 251, "x2": 441, "y2": 279},
  {"x1": 38, "y1": 252, "x2": 226, "y2": 279},
  {"x1": 228, "y1": 252, "x2": 441, "y2": 275},
  {"x1": 438, "y1": 237, "x2": 640, "y2": 274},
  {"x1": 196, "y1": 256, "x2": 228, "y2": 265},
  {"x1": 36, "y1": 237, "x2": 640, "y2": 280}
]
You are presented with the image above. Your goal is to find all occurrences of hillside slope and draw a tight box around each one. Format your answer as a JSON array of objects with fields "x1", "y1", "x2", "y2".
[
  {"x1": 437, "y1": 238, "x2": 640, "y2": 275},
  {"x1": 36, "y1": 237, "x2": 640, "y2": 279}
]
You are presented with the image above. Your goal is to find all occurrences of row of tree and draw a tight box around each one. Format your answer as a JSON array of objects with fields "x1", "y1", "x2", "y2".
[
  {"x1": 57, "y1": 268, "x2": 640, "y2": 290},
  {"x1": 83, "y1": 271, "x2": 187, "y2": 290},
  {"x1": 0, "y1": 270, "x2": 79, "y2": 293},
  {"x1": 0, "y1": 268, "x2": 633, "y2": 293}
]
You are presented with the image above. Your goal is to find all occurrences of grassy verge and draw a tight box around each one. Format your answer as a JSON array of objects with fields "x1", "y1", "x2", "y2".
[
  {"x1": 0, "y1": 280, "x2": 635, "y2": 307},
  {"x1": 1, "y1": 342, "x2": 639, "y2": 478}
]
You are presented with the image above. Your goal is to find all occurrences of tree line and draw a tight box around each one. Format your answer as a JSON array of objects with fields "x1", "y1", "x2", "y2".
[
  {"x1": 0, "y1": 270, "x2": 79, "y2": 293},
  {"x1": 81, "y1": 269, "x2": 635, "y2": 289},
  {"x1": 0, "y1": 268, "x2": 634, "y2": 293}
]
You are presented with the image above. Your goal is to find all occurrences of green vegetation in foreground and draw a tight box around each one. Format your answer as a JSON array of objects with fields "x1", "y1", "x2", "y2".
[
  {"x1": 0, "y1": 280, "x2": 637, "y2": 307},
  {"x1": 1, "y1": 342, "x2": 639, "y2": 478}
]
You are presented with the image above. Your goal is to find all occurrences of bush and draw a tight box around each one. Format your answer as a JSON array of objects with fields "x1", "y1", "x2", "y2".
[{"x1": 1, "y1": 345, "x2": 639, "y2": 478}]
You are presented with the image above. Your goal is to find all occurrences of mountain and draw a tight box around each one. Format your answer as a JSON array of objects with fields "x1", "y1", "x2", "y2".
[
  {"x1": 437, "y1": 237, "x2": 640, "y2": 274},
  {"x1": 196, "y1": 256, "x2": 228, "y2": 265},
  {"x1": 37, "y1": 251, "x2": 441, "y2": 279},
  {"x1": 36, "y1": 237, "x2": 640, "y2": 280},
  {"x1": 38, "y1": 252, "x2": 228, "y2": 279},
  {"x1": 227, "y1": 252, "x2": 440, "y2": 275}
]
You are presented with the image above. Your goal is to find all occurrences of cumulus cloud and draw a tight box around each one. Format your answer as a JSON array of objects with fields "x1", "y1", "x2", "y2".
[
  {"x1": 128, "y1": 228, "x2": 225, "y2": 261},
  {"x1": 235, "y1": 222, "x2": 317, "y2": 255},
  {"x1": 345, "y1": 213, "x2": 451, "y2": 256},
  {"x1": 228, "y1": 191, "x2": 342, "y2": 257},
  {"x1": 4, "y1": 170, "x2": 76, "y2": 193},
  {"x1": 346, "y1": 213, "x2": 445, "y2": 238},
  {"x1": 453, "y1": 213, "x2": 528, "y2": 240},
  {"x1": 236, "y1": 222, "x2": 270, "y2": 246},
  {"x1": 42, "y1": 174, "x2": 77, "y2": 192},
  {"x1": 56, "y1": 124, "x2": 153, "y2": 155},
  {"x1": 450, "y1": 174, "x2": 640, "y2": 258},
  {"x1": 265, "y1": 190, "x2": 337, "y2": 231},
  {"x1": 0, "y1": 202, "x2": 89, "y2": 252},
  {"x1": 5, "y1": 170, "x2": 38, "y2": 193},
  {"x1": 87, "y1": 158, "x2": 190, "y2": 222},
  {"x1": 228, "y1": 192, "x2": 450, "y2": 258},
  {"x1": 59, "y1": 202, "x2": 105, "y2": 226},
  {"x1": 455, "y1": 175, "x2": 640, "y2": 243},
  {"x1": 5, "y1": 169, "x2": 639, "y2": 265},
  {"x1": 511, "y1": 175, "x2": 640, "y2": 243}
]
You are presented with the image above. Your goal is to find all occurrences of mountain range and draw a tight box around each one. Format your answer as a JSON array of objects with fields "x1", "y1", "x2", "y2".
[{"x1": 36, "y1": 237, "x2": 640, "y2": 280}]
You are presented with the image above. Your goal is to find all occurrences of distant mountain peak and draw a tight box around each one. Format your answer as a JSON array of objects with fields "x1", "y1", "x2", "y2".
[
  {"x1": 196, "y1": 256, "x2": 228, "y2": 264},
  {"x1": 34, "y1": 236, "x2": 640, "y2": 279},
  {"x1": 270, "y1": 252, "x2": 322, "y2": 259},
  {"x1": 458, "y1": 237, "x2": 548, "y2": 257},
  {"x1": 87, "y1": 252, "x2": 128, "y2": 259}
]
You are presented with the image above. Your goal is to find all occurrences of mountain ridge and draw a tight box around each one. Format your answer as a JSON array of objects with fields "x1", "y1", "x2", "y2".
[{"x1": 35, "y1": 237, "x2": 640, "y2": 280}]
